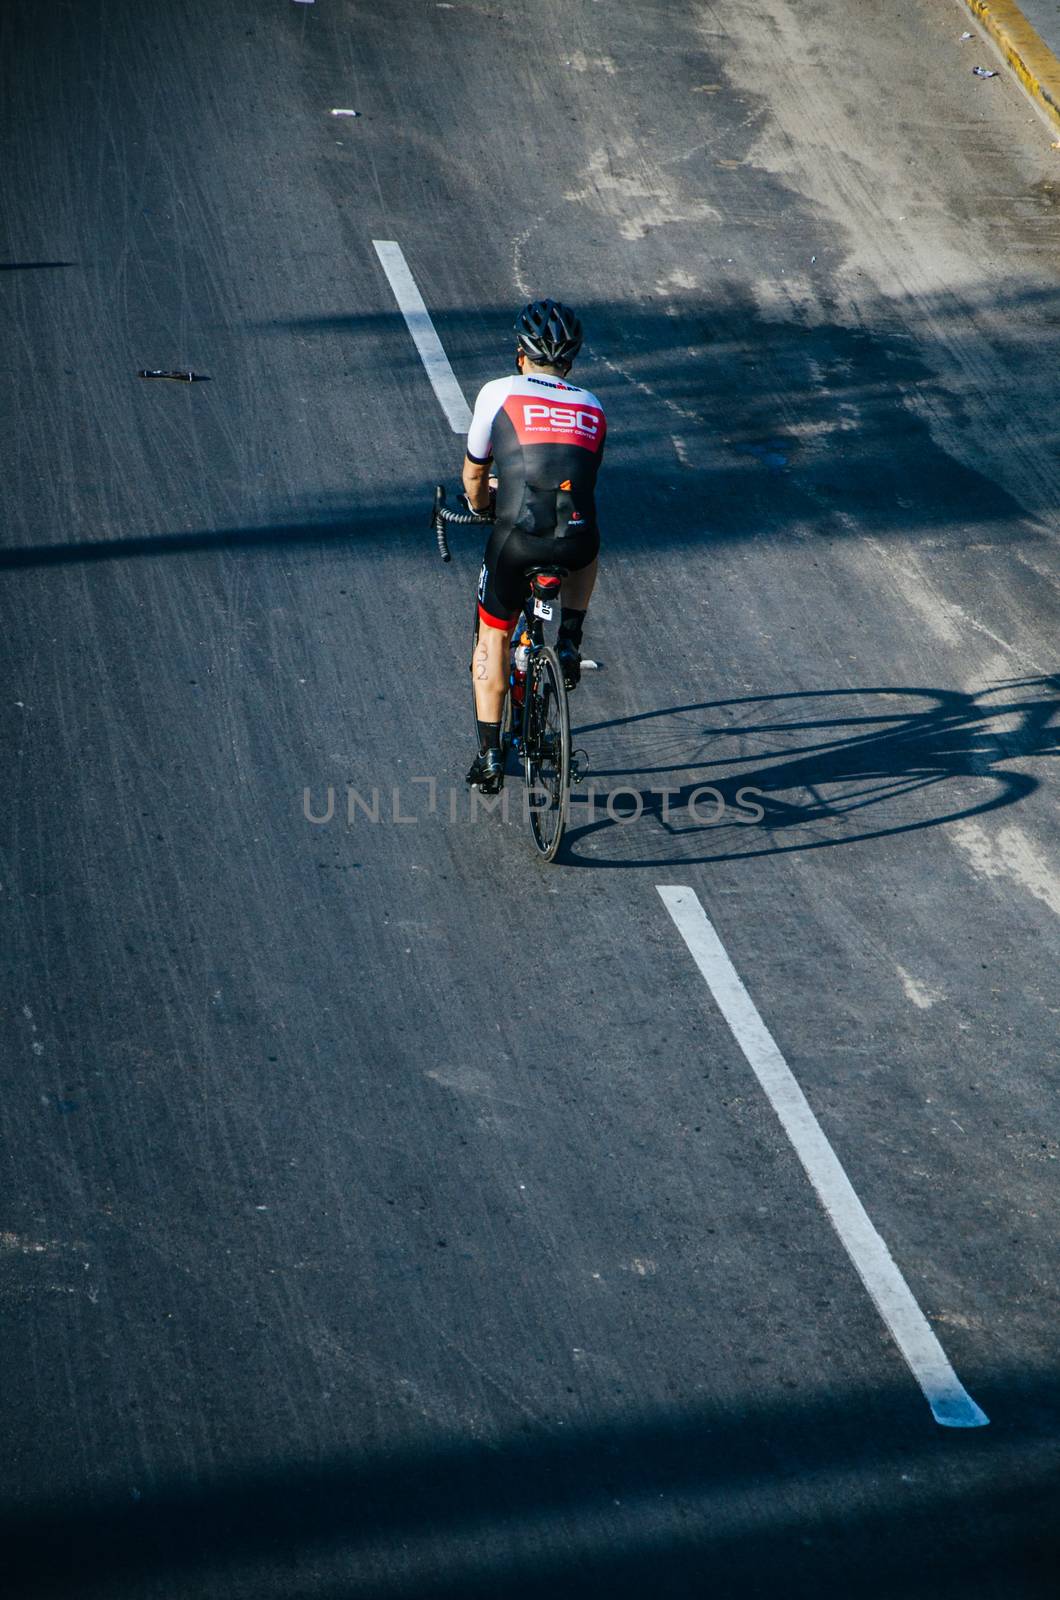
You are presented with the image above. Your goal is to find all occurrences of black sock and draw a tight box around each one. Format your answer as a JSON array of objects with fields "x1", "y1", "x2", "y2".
[
  {"x1": 477, "y1": 720, "x2": 501, "y2": 754},
  {"x1": 559, "y1": 608, "x2": 586, "y2": 649}
]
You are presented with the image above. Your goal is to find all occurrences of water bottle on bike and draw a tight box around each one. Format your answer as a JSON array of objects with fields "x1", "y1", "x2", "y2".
[{"x1": 511, "y1": 623, "x2": 531, "y2": 720}]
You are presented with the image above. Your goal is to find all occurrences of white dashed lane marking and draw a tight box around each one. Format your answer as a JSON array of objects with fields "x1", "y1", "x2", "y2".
[
  {"x1": 372, "y1": 240, "x2": 472, "y2": 433},
  {"x1": 658, "y1": 885, "x2": 988, "y2": 1429}
]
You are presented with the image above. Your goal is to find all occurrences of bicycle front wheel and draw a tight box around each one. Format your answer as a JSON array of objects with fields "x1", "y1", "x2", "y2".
[{"x1": 524, "y1": 646, "x2": 570, "y2": 862}]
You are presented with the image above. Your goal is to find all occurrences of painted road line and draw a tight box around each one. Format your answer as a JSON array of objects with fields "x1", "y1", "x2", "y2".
[
  {"x1": 657, "y1": 885, "x2": 989, "y2": 1429},
  {"x1": 962, "y1": 0, "x2": 1060, "y2": 134},
  {"x1": 372, "y1": 241, "x2": 472, "y2": 433}
]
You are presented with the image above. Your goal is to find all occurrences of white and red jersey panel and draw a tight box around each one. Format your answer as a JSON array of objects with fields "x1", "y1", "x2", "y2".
[
  {"x1": 466, "y1": 373, "x2": 607, "y2": 466},
  {"x1": 467, "y1": 371, "x2": 607, "y2": 535},
  {"x1": 467, "y1": 373, "x2": 607, "y2": 629}
]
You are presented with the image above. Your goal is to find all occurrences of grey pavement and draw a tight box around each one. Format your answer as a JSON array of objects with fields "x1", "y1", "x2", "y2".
[{"x1": 1, "y1": 1, "x2": 1058, "y2": 1596}]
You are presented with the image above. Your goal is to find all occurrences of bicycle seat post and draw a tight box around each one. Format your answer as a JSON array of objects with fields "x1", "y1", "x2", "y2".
[{"x1": 525, "y1": 566, "x2": 565, "y2": 646}]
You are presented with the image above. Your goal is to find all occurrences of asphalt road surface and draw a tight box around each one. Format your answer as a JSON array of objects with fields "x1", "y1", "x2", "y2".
[{"x1": 2, "y1": 1, "x2": 1058, "y2": 1595}]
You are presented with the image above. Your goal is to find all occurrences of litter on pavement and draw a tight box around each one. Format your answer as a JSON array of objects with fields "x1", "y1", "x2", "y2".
[
  {"x1": 972, "y1": 66, "x2": 999, "y2": 78},
  {"x1": 331, "y1": 108, "x2": 360, "y2": 116},
  {"x1": 138, "y1": 370, "x2": 206, "y2": 382},
  {"x1": 961, "y1": 31, "x2": 973, "y2": 41}
]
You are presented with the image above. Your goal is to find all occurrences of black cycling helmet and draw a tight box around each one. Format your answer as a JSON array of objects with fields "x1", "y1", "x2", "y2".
[{"x1": 514, "y1": 299, "x2": 583, "y2": 367}]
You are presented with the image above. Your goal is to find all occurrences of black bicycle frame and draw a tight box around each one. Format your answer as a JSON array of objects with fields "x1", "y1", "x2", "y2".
[{"x1": 512, "y1": 570, "x2": 564, "y2": 748}]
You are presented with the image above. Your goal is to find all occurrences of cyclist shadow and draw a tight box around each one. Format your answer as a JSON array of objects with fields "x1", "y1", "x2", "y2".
[{"x1": 563, "y1": 675, "x2": 1060, "y2": 868}]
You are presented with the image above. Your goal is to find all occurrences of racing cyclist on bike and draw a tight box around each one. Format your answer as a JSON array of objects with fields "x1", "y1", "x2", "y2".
[{"x1": 464, "y1": 299, "x2": 607, "y2": 794}]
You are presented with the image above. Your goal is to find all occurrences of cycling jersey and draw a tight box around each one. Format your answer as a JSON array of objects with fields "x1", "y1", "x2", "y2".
[{"x1": 467, "y1": 372, "x2": 607, "y2": 630}]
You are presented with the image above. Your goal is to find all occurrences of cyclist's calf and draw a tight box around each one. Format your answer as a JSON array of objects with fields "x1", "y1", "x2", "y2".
[{"x1": 472, "y1": 618, "x2": 514, "y2": 723}]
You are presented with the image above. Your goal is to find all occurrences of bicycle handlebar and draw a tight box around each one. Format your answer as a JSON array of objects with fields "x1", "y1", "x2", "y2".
[{"x1": 430, "y1": 483, "x2": 493, "y2": 563}]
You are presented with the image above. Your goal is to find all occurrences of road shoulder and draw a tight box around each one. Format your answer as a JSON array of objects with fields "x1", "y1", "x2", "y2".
[{"x1": 962, "y1": 0, "x2": 1060, "y2": 132}]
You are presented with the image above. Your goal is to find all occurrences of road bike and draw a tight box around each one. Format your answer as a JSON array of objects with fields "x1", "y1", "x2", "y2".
[{"x1": 431, "y1": 485, "x2": 574, "y2": 861}]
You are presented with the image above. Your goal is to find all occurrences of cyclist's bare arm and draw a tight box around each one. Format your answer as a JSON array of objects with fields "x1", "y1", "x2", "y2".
[{"x1": 462, "y1": 454, "x2": 491, "y2": 513}]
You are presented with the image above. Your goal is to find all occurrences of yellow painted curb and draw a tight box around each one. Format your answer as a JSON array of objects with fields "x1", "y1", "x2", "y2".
[{"x1": 962, "y1": 0, "x2": 1060, "y2": 134}]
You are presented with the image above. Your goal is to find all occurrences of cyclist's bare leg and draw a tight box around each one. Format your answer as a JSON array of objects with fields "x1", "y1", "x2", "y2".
[
  {"x1": 472, "y1": 621, "x2": 514, "y2": 723},
  {"x1": 562, "y1": 557, "x2": 597, "y2": 612},
  {"x1": 470, "y1": 557, "x2": 596, "y2": 722}
]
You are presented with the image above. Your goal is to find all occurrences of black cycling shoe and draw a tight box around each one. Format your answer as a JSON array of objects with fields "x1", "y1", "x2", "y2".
[
  {"x1": 466, "y1": 747, "x2": 505, "y2": 793},
  {"x1": 557, "y1": 641, "x2": 581, "y2": 690}
]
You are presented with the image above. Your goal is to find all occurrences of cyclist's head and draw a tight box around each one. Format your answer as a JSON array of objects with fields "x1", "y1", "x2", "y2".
[{"x1": 514, "y1": 299, "x2": 583, "y2": 373}]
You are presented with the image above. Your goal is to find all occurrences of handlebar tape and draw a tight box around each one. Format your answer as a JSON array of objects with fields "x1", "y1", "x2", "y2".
[
  {"x1": 430, "y1": 484, "x2": 494, "y2": 563},
  {"x1": 432, "y1": 485, "x2": 452, "y2": 563}
]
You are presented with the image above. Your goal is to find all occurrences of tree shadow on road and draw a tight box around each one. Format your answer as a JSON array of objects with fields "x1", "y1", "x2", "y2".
[
  {"x1": 251, "y1": 278, "x2": 1060, "y2": 547},
  {"x1": 0, "y1": 514, "x2": 384, "y2": 571},
  {"x1": 5, "y1": 281, "x2": 1059, "y2": 570},
  {"x1": 4, "y1": 1371, "x2": 1059, "y2": 1600}
]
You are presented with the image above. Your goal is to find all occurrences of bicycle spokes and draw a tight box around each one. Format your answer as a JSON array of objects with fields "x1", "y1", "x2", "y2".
[{"x1": 525, "y1": 649, "x2": 571, "y2": 861}]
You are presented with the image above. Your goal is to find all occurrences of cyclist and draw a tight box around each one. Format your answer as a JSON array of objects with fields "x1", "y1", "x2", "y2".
[{"x1": 464, "y1": 299, "x2": 607, "y2": 793}]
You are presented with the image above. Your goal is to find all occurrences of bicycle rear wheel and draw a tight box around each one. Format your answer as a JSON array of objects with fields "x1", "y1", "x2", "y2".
[{"x1": 524, "y1": 646, "x2": 570, "y2": 861}]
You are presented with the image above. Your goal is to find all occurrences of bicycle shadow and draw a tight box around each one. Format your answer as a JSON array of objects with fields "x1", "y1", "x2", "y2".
[{"x1": 562, "y1": 676, "x2": 1060, "y2": 868}]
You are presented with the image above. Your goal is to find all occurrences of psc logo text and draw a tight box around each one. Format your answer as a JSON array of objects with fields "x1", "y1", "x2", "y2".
[{"x1": 522, "y1": 403, "x2": 601, "y2": 435}]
